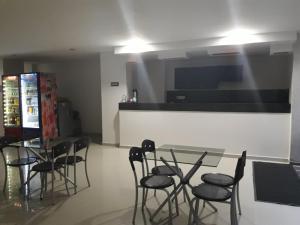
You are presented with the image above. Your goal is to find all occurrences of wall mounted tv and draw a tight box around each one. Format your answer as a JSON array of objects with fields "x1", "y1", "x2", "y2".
[{"x1": 175, "y1": 65, "x2": 243, "y2": 89}]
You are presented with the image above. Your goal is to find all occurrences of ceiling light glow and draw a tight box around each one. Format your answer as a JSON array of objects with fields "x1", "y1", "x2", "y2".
[
  {"x1": 115, "y1": 38, "x2": 154, "y2": 54},
  {"x1": 218, "y1": 29, "x2": 261, "y2": 45}
]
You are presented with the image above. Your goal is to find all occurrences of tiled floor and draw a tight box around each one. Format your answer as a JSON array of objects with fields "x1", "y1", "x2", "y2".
[{"x1": 0, "y1": 144, "x2": 299, "y2": 225}]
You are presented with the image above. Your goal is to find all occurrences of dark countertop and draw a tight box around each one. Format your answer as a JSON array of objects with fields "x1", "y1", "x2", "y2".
[{"x1": 119, "y1": 102, "x2": 291, "y2": 113}]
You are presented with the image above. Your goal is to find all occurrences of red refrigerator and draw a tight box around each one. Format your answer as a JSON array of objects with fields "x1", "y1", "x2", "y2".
[{"x1": 2, "y1": 73, "x2": 58, "y2": 141}]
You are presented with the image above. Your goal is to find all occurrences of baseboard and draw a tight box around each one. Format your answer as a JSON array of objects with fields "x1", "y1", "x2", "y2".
[{"x1": 118, "y1": 144, "x2": 289, "y2": 163}]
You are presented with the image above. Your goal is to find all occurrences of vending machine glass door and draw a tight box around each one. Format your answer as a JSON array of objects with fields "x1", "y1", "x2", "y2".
[
  {"x1": 2, "y1": 75, "x2": 21, "y2": 127},
  {"x1": 20, "y1": 73, "x2": 40, "y2": 128}
]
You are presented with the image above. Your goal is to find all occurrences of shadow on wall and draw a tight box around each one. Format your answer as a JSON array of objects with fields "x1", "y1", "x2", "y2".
[{"x1": 114, "y1": 112, "x2": 120, "y2": 145}]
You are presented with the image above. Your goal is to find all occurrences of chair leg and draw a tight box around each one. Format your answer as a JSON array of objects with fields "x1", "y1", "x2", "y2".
[
  {"x1": 142, "y1": 188, "x2": 145, "y2": 211},
  {"x1": 44, "y1": 173, "x2": 48, "y2": 192},
  {"x1": 27, "y1": 171, "x2": 31, "y2": 200},
  {"x1": 132, "y1": 186, "x2": 138, "y2": 225},
  {"x1": 64, "y1": 166, "x2": 70, "y2": 196},
  {"x1": 173, "y1": 183, "x2": 179, "y2": 216},
  {"x1": 40, "y1": 173, "x2": 44, "y2": 200},
  {"x1": 237, "y1": 183, "x2": 242, "y2": 215},
  {"x1": 172, "y1": 185, "x2": 183, "y2": 202},
  {"x1": 84, "y1": 160, "x2": 90, "y2": 187},
  {"x1": 1, "y1": 151, "x2": 7, "y2": 193},
  {"x1": 230, "y1": 188, "x2": 238, "y2": 225},
  {"x1": 74, "y1": 163, "x2": 77, "y2": 194},
  {"x1": 26, "y1": 164, "x2": 31, "y2": 197},
  {"x1": 194, "y1": 199, "x2": 200, "y2": 225},
  {"x1": 144, "y1": 189, "x2": 148, "y2": 205},
  {"x1": 206, "y1": 201, "x2": 218, "y2": 212},
  {"x1": 166, "y1": 190, "x2": 173, "y2": 225},
  {"x1": 51, "y1": 165, "x2": 55, "y2": 204}
]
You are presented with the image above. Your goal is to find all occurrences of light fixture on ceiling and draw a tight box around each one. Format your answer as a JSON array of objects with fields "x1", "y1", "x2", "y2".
[
  {"x1": 114, "y1": 38, "x2": 155, "y2": 54},
  {"x1": 217, "y1": 29, "x2": 261, "y2": 45}
]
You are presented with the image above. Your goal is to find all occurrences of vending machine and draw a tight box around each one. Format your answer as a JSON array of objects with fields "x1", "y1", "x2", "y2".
[{"x1": 2, "y1": 73, "x2": 58, "y2": 141}]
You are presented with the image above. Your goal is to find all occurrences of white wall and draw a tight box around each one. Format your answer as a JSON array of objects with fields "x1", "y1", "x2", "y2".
[
  {"x1": 130, "y1": 59, "x2": 165, "y2": 103},
  {"x1": 290, "y1": 36, "x2": 300, "y2": 163},
  {"x1": 30, "y1": 56, "x2": 102, "y2": 135},
  {"x1": 55, "y1": 56, "x2": 102, "y2": 134},
  {"x1": 100, "y1": 52, "x2": 128, "y2": 144},
  {"x1": 2, "y1": 59, "x2": 24, "y2": 74},
  {"x1": 120, "y1": 110, "x2": 291, "y2": 159}
]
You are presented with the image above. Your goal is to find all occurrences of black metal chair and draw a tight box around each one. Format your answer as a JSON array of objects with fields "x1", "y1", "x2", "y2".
[
  {"x1": 150, "y1": 150, "x2": 207, "y2": 224},
  {"x1": 189, "y1": 153, "x2": 246, "y2": 225},
  {"x1": 0, "y1": 136, "x2": 37, "y2": 193},
  {"x1": 201, "y1": 151, "x2": 247, "y2": 215},
  {"x1": 56, "y1": 137, "x2": 91, "y2": 193},
  {"x1": 129, "y1": 147, "x2": 179, "y2": 225},
  {"x1": 27, "y1": 141, "x2": 73, "y2": 200},
  {"x1": 142, "y1": 139, "x2": 182, "y2": 177},
  {"x1": 142, "y1": 139, "x2": 185, "y2": 201}
]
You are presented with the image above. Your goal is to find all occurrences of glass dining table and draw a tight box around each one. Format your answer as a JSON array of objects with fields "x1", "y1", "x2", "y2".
[
  {"x1": 9, "y1": 137, "x2": 78, "y2": 160},
  {"x1": 146, "y1": 145, "x2": 225, "y2": 223},
  {"x1": 8, "y1": 137, "x2": 79, "y2": 203},
  {"x1": 147, "y1": 144, "x2": 225, "y2": 167}
]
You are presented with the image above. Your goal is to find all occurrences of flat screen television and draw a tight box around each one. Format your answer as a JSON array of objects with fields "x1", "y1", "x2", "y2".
[{"x1": 175, "y1": 65, "x2": 243, "y2": 89}]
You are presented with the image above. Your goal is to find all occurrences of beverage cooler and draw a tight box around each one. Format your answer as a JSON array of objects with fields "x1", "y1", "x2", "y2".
[
  {"x1": 2, "y1": 75, "x2": 22, "y2": 137},
  {"x1": 2, "y1": 73, "x2": 58, "y2": 141}
]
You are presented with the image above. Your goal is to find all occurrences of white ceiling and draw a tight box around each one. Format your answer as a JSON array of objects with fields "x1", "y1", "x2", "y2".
[{"x1": 0, "y1": 0, "x2": 299, "y2": 58}]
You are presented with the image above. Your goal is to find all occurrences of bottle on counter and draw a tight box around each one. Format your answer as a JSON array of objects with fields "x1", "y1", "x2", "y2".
[{"x1": 132, "y1": 89, "x2": 138, "y2": 103}]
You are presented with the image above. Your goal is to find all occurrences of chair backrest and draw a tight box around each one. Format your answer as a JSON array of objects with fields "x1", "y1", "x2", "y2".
[
  {"x1": 52, "y1": 141, "x2": 72, "y2": 158},
  {"x1": 74, "y1": 137, "x2": 90, "y2": 153},
  {"x1": 129, "y1": 147, "x2": 144, "y2": 171},
  {"x1": 0, "y1": 136, "x2": 21, "y2": 148},
  {"x1": 141, "y1": 139, "x2": 156, "y2": 170},
  {"x1": 233, "y1": 150, "x2": 247, "y2": 184},
  {"x1": 142, "y1": 139, "x2": 155, "y2": 153}
]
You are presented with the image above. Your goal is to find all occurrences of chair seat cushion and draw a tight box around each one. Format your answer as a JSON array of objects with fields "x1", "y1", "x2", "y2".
[
  {"x1": 7, "y1": 157, "x2": 37, "y2": 166},
  {"x1": 56, "y1": 156, "x2": 83, "y2": 165},
  {"x1": 201, "y1": 173, "x2": 234, "y2": 187},
  {"x1": 192, "y1": 183, "x2": 232, "y2": 201},
  {"x1": 140, "y1": 175, "x2": 174, "y2": 189},
  {"x1": 152, "y1": 165, "x2": 182, "y2": 176},
  {"x1": 32, "y1": 161, "x2": 62, "y2": 172}
]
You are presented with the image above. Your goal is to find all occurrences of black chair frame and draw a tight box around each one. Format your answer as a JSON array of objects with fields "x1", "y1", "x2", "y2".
[
  {"x1": 0, "y1": 136, "x2": 37, "y2": 194},
  {"x1": 56, "y1": 137, "x2": 91, "y2": 194},
  {"x1": 201, "y1": 151, "x2": 246, "y2": 215},
  {"x1": 189, "y1": 153, "x2": 246, "y2": 225},
  {"x1": 129, "y1": 147, "x2": 179, "y2": 225},
  {"x1": 27, "y1": 141, "x2": 73, "y2": 202},
  {"x1": 150, "y1": 150, "x2": 208, "y2": 223}
]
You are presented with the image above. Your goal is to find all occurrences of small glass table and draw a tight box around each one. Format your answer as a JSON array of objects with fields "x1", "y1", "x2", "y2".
[
  {"x1": 9, "y1": 137, "x2": 79, "y2": 160},
  {"x1": 7, "y1": 137, "x2": 80, "y2": 202},
  {"x1": 147, "y1": 144, "x2": 225, "y2": 167}
]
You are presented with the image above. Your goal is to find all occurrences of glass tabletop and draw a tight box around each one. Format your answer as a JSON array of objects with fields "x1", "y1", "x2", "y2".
[
  {"x1": 8, "y1": 137, "x2": 79, "y2": 150},
  {"x1": 146, "y1": 144, "x2": 225, "y2": 167}
]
